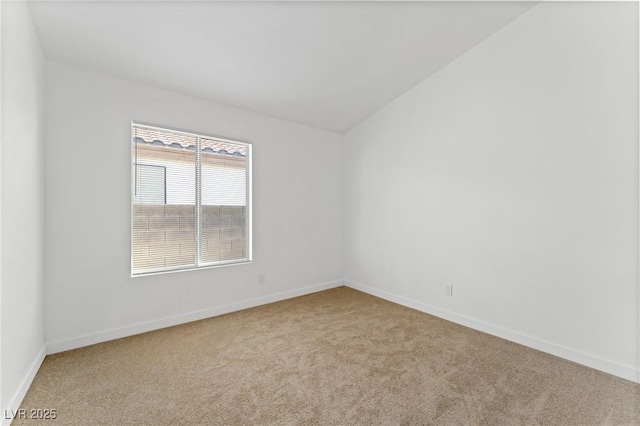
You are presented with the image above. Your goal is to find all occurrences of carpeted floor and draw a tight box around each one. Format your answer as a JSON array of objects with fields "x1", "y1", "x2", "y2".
[{"x1": 15, "y1": 287, "x2": 640, "y2": 425}]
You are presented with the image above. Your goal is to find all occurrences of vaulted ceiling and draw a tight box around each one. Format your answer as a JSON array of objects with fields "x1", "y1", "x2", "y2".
[{"x1": 28, "y1": 1, "x2": 537, "y2": 133}]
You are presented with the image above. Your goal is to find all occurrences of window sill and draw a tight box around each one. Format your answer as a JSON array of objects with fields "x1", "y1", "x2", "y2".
[{"x1": 131, "y1": 259, "x2": 252, "y2": 278}]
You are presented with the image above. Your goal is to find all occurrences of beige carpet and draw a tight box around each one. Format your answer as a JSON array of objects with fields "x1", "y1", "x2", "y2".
[{"x1": 15, "y1": 287, "x2": 640, "y2": 425}]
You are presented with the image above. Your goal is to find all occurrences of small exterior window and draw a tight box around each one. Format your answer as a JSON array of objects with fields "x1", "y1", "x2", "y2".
[{"x1": 131, "y1": 122, "x2": 251, "y2": 276}]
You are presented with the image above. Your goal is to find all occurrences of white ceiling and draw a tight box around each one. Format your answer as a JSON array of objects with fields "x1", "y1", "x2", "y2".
[{"x1": 28, "y1": 1, "x2": 537, "y2": 133}]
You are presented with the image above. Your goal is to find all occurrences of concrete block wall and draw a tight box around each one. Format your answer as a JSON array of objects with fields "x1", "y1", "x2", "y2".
[
  {"x1": 201, "y1": 205, "x2": 247, "y2": 263},
  {"x1": 132, "y1": 204, "x2": 246, "y2": 271}
]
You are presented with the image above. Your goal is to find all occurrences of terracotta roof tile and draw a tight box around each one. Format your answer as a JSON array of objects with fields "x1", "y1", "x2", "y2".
[{"x1": 133, "y1": 127, "x2": 247, "y2": 156}]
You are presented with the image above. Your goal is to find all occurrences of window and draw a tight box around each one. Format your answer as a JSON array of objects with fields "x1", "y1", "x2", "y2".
[
  {"x1": 131, "y1": 123, "x2": 251, "y2": 275},
  {"x1": 133, "y1": 164, "x2": 166, "y2": 204}
]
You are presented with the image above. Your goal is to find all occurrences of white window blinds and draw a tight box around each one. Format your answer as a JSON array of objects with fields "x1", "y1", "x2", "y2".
[{"x1": 132, "y1": 123, "x2": 251, "y2": 275}]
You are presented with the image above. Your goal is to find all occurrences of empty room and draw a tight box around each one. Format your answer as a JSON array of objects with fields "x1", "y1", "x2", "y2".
[{"x1": 2, "y1": 0, "x2": 639, "y2": 424}]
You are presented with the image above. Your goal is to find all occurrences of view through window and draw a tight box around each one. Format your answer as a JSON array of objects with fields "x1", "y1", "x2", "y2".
[{"x1": 131, "y1": 123, "x2": 251, "y2": 275}]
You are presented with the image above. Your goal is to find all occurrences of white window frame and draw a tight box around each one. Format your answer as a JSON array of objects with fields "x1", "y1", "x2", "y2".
[{"x1": 131, "y1": 121, "x2": 252, "y2": 277}]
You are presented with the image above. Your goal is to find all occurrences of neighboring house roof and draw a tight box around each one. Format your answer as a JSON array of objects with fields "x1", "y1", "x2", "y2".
[{"x1": 133, "y1": 126, "x2": 247, "y2": 157}]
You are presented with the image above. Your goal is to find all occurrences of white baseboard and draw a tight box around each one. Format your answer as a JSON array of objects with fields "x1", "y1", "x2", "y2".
[
  {"x1": 344, "y1": 280, "x2": 640, "y2": 384},
  {"x1": 47, "y1": 280, "x2": 344, "y2": 355},
  {"x1": 2, "y1": 345, "x2": 46, "y2": 426}
]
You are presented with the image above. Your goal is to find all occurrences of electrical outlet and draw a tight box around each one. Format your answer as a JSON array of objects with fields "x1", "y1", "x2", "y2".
[
  {"x1": 258, "y1": 274, "x2": 266, "y2": 285},
  {"x1": 444, "y1": 284, "x2": 453, "y2": 297}
]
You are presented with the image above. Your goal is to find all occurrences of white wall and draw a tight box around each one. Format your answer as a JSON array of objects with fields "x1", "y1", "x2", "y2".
[
  {"x1": 45, "y1": 61, "x2": 343, "y2": 350},
  {"x1": 343, "y1": 2, "x2": 639, "y2": 382},
  {"x1": 0, "y1": 0, "x2": 46, "y2": 416},
  {"x1": 134, "y1": 155, "x2": 247, "y2": 206}
]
